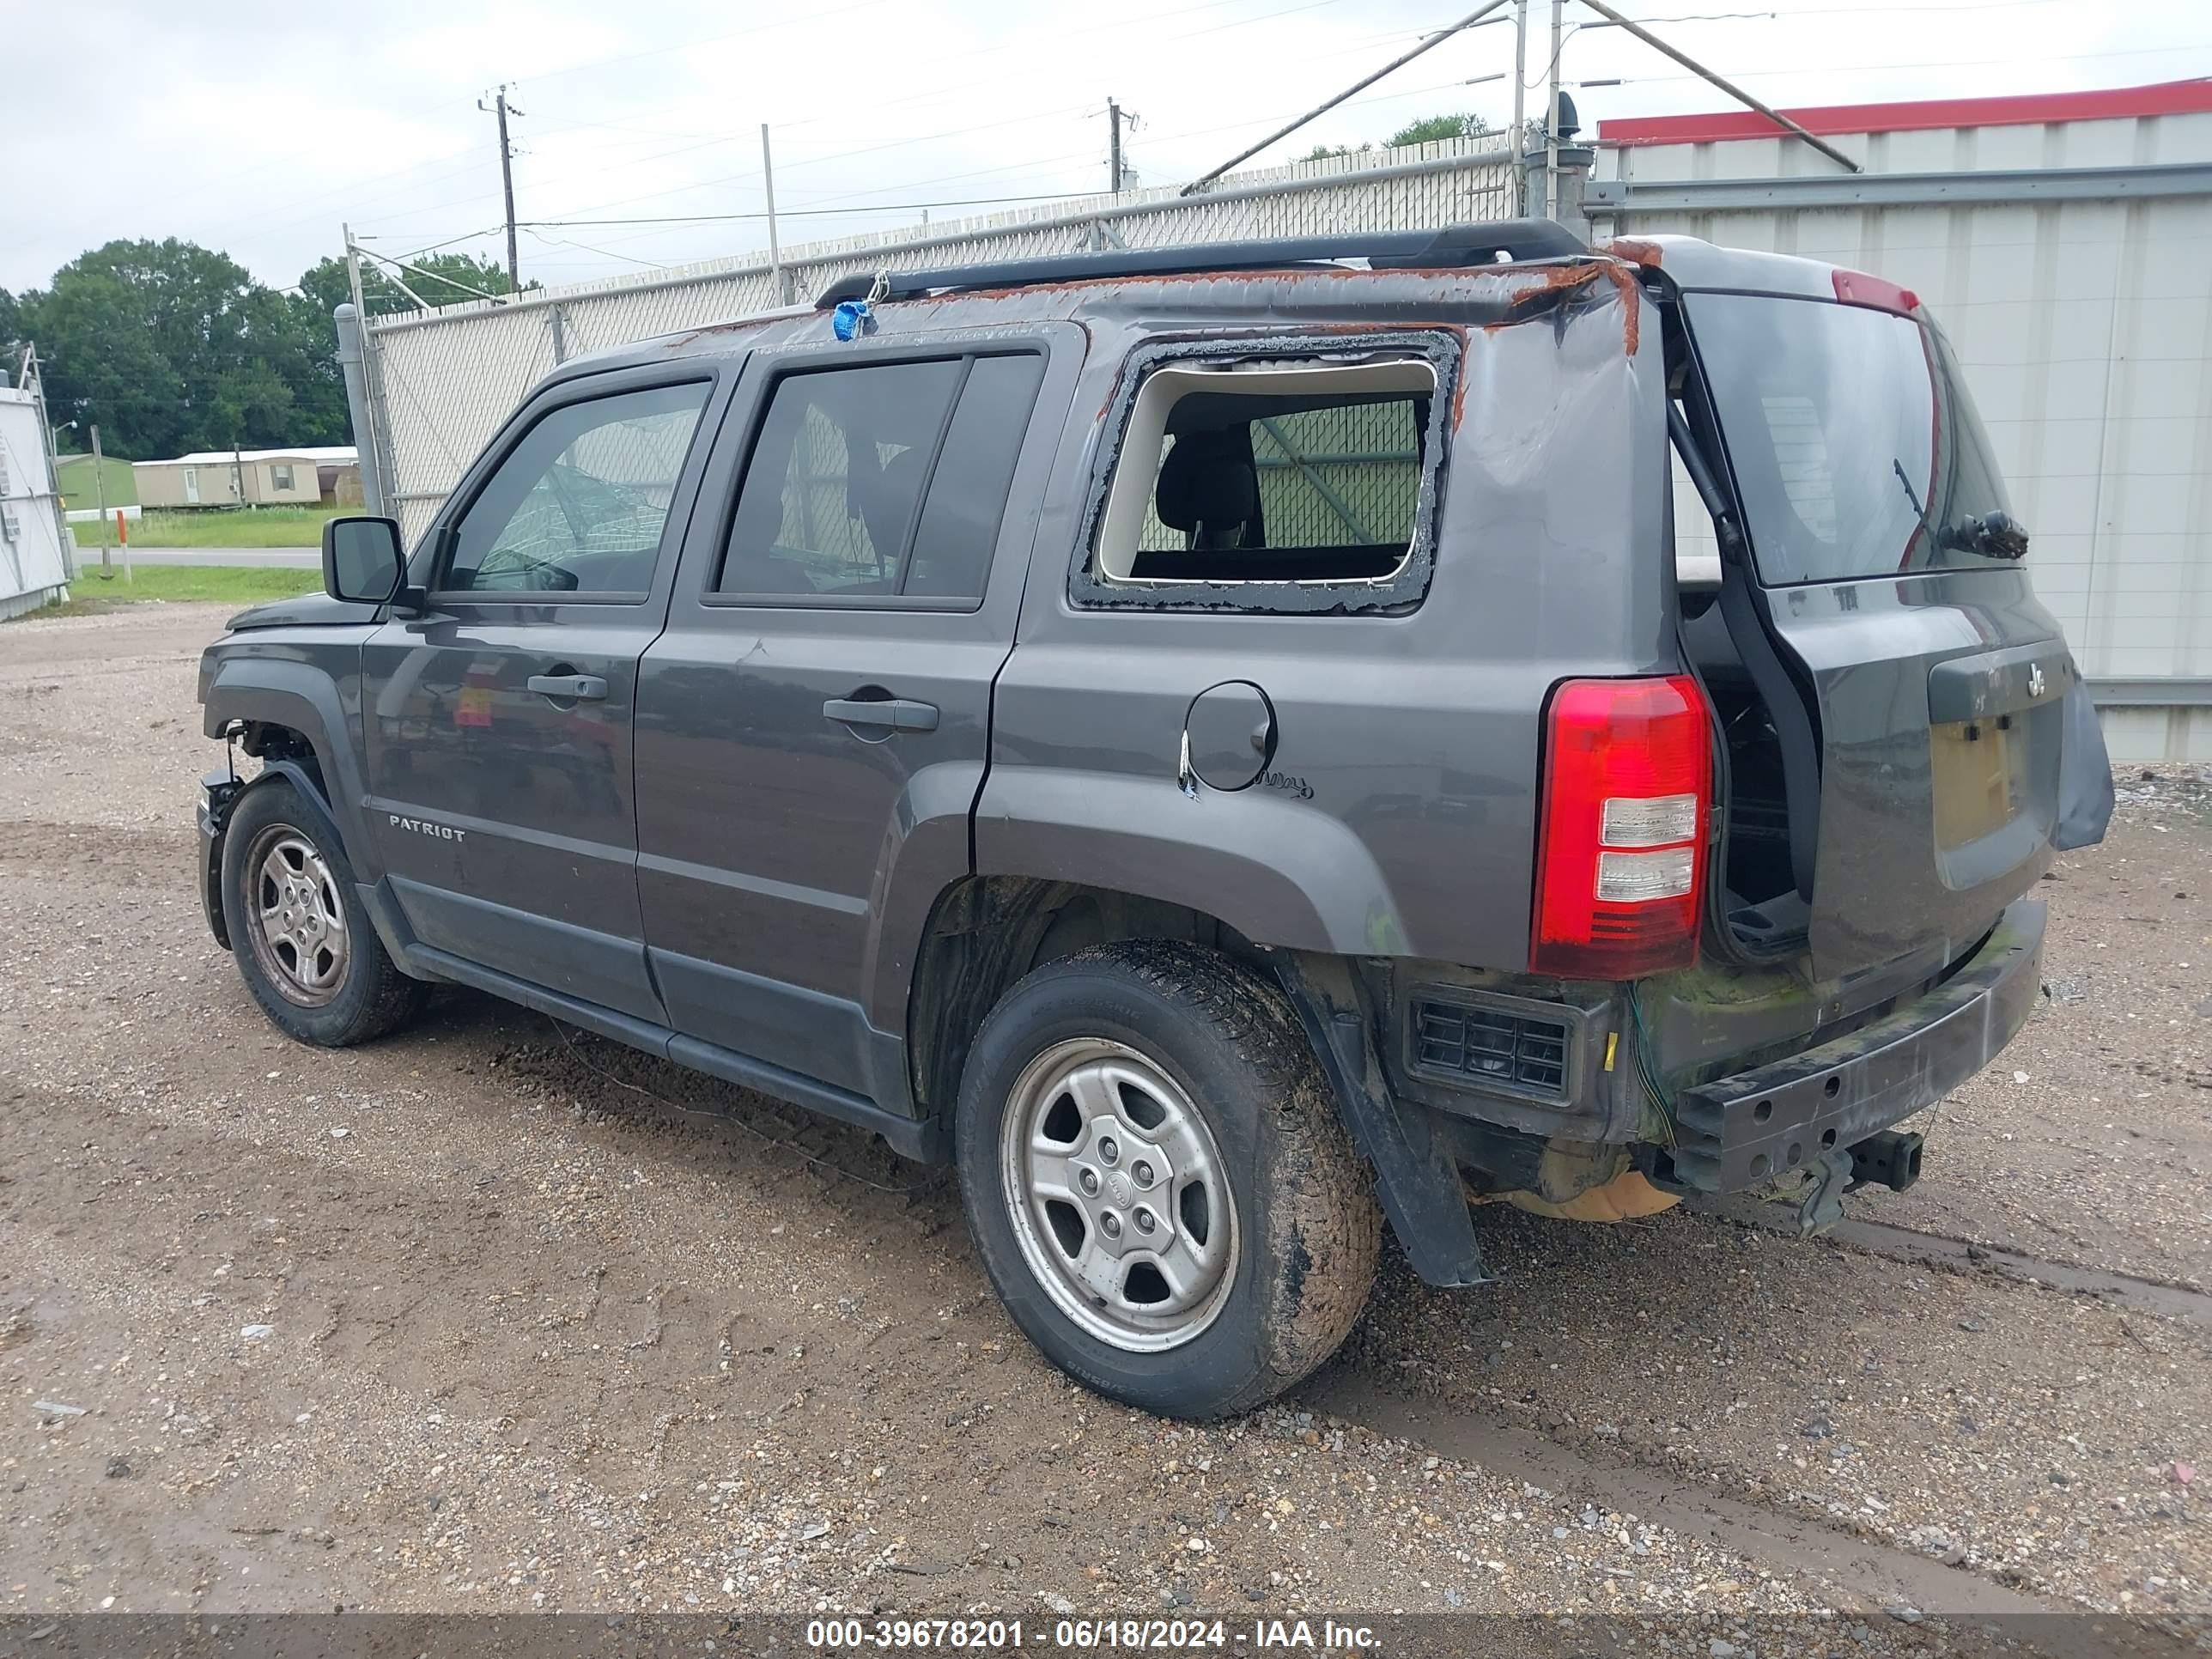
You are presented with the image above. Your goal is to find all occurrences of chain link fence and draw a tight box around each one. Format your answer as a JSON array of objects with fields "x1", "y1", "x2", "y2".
[{"x1": 361, "y1": 141, "x2": 1518, "y2": 542}]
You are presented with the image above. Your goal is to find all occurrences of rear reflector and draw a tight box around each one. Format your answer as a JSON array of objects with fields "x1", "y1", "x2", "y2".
[{"x1": 1532, "y1": 676, "x2": 1712, "y2": 979}]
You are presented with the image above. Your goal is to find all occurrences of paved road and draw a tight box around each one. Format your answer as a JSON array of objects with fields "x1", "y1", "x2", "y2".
[{"x1": 71, "y1": 546, "x2": 318, "y2": 569}]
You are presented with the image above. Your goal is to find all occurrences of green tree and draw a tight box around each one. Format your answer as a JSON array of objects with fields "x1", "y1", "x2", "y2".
[
  {"x1": 295, "y1": 255, "x2": 398, "y2": 322},
  {"x1": 406, "y1": 252, "x2": 533, "y2": 308},
  {"x1": 20, "y1": 238, "x2": 339, "y2": 458},
  {"x1": 286, "y1": 250, "x2": 542, "y2": 455},
  {"x1": 1386, "y1": 112, "x2": 1496, "y2": 148}
]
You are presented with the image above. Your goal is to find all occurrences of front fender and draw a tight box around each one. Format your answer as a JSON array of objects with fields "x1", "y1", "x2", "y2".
[
  {"x1": 972, "y1": 768, "x2": 1411, "y2": 957},
  {"x1": 199, "y1": 648, "x2": 376, "y2": 875}
]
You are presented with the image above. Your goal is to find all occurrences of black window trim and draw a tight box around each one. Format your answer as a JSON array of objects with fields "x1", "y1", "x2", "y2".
[
  {"x1": 1069, "y1": 329, "x2": 1459, "y2": 617},
  {"x1": 702, "y1": 344, "x2": 1045, "y2": 615},
  {"x1": 422, "y1": 367, "x2": 720, "y2": 609}
]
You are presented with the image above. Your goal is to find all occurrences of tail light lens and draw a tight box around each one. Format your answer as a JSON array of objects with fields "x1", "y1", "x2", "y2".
[{"x1": 1531, "y1": 676, "x2": 1712, "y2": 979}]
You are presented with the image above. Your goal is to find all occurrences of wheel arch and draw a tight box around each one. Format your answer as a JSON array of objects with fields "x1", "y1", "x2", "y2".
[
  {"x1": 905, "y1": 875, "x2": 1271, "y2": 1129},
  {"x1": 905, "y1": 877, "x2": 1492, "y2": 1290},
  {"x1": 201, "y1": 654, "x2": 380, "y2": 876}
]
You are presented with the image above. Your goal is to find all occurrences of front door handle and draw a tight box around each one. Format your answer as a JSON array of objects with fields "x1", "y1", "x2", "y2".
[
  {"x1": 527, "y1": 673, "x2": 608, "y2": 702},
  {"x1": 823, "y1": 696, "x2": 939, "y2": 732}
]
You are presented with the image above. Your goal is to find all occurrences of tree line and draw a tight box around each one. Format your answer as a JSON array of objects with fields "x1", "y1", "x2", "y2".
[{"x1": 0, "y1": 240, "x2": 528, "y2": 462}]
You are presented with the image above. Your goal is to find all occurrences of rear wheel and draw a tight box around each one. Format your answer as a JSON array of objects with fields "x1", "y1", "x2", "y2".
[
  {"x1": 221, "y1": 779, "x2": 428, "y2": 1047},
  {"x1": 955, "y1": 940, "x2": 1380, "y2": 1418}
]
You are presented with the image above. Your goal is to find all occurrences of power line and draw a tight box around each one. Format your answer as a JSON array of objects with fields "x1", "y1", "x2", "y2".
[{"x1": 346, "y1": 0, "x2": 1369, "y2": 235}]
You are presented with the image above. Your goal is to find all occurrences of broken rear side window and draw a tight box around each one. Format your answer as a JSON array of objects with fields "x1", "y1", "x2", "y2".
[{"x1": 1076, "y1": 339, "x2": 1453, "y2": 613}]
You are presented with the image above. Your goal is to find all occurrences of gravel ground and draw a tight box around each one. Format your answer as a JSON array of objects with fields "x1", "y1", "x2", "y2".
[{"x1": 0, "y1": 606, "x2": 2206, "y2": 1650}]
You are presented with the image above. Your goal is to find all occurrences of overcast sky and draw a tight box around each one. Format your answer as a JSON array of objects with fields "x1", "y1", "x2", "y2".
[{"x1": 7, "y1": 0, "x2": 2210, "y2": 299}]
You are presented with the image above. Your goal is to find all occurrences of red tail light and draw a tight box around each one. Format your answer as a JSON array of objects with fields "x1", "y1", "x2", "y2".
[{"x1": 1531, "y1": 676, "x2": 1712, "y2": 980}]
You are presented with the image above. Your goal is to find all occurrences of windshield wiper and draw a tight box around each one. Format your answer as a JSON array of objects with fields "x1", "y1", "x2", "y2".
[{"x1": 1892, "y1": 458, "x2": 1926, "y2": 521}]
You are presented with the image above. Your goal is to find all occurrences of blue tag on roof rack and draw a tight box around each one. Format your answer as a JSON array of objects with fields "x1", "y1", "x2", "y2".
[{"x1": 831, "y1": 300, "x2": 872, "y2": 342}]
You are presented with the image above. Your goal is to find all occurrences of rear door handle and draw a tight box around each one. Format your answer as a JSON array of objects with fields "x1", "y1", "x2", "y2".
[
  {"x1": 526, "y1": 673, "x2": 608, "y2": 702},
  {"x1": 823, "y1": 696, "x2": 939, "y2": 732}
]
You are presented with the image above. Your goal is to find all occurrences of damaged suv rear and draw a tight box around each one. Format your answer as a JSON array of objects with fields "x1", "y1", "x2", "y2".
[{"x1": 196, "y1": 222, "x2": 2111, "y2": 1418}]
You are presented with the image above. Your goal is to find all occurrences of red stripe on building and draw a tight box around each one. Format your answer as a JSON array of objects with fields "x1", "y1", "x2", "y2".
[{"x1": 1598, "y1": 78, "x2": 2212, "y2": 148}]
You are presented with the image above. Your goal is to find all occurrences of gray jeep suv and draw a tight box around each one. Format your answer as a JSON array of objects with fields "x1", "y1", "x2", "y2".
[{"x1": 196, "y1": 222, "x2": 2112, "y2": 1418}]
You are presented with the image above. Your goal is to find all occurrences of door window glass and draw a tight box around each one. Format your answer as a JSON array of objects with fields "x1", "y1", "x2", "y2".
[
  {"x1": 720, "y1": 354, "x2": 1042, "y2": 604},
  {"x1": 444, "y1": 380, "x2": 711, "y2": 595},
  {"x1": 904, "y1": 355, "x2": 1047, "y2": 600}
]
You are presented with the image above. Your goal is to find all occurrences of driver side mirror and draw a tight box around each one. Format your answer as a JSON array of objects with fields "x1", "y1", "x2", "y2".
[{"x1": 323, "y1": 516, "x2": 413, "y2": 607}]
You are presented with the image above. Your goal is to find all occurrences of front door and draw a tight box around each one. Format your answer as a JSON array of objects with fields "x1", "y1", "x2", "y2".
[
  {"x1": 634, "y1": 338, "x2": 1066, "y2": 1103},
  {"x1": 362, "y1": 369, "x2": 723, "y2": 1020}
]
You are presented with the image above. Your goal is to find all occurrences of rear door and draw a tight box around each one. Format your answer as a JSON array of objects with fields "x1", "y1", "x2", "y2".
[
  {"x1": 632, "y1": 332, "x2": 1068, "y2": 1103},
  {"x1": 1685, "y1": 286, "x2": 2085, "y2": 981}
]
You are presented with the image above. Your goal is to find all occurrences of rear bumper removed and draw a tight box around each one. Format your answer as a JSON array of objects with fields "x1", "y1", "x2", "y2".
[{"x1": 1668, "y1": 900, "x2": 2045, "y2": 1193}]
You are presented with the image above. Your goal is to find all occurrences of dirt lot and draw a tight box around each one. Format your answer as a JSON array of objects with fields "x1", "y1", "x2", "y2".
[{"x1": 2, "y1": 605, "x2": 2207, "y2": 1645}]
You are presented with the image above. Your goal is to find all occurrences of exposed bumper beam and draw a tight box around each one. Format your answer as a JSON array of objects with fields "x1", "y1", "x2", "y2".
[{"x1": 1586, "y1": 161, "x2": 2212, "y2": 216}]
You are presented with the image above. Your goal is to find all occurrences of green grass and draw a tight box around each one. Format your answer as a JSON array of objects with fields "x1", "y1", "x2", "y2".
[
  {"x1": 53, "y1": 453, "x2": 138, "y2": 512},
  {"x1": 7, "y1": 564, "x2": 321, "y2": 620},
  {"x1": 107, "y1": 506, "x2": 341, "y2": 549}
]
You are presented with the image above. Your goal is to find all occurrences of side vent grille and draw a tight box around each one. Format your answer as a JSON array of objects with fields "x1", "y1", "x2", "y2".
[{"x1": 1412, "y1": 998, "x2": 1570, "y2": 1098}]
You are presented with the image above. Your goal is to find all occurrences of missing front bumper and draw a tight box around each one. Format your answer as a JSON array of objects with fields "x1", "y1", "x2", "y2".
[{"x1": 1666, "y1": 901, "x2": 2045, "y2": 1194}]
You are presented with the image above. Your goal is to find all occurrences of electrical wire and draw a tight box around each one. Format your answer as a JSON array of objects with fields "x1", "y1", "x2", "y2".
[{"x1": 349, "y1": 0, "x2": 1375, "y2": 234}]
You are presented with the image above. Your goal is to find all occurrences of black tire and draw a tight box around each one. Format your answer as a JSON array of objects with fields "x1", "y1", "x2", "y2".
[
  {"x1": 220, "y1": 777, "x2": 428, "y2": 1048},
  {"x1": 955, "y1": 939, "x2": 1381, "y2": 1419}
]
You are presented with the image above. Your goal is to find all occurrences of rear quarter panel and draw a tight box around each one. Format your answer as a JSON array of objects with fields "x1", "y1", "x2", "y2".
[{"x1": 980, "y1": 265, "x2": 1674, "y2": 970}]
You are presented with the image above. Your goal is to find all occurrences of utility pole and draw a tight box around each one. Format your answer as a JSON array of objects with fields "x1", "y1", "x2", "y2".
[
  {"x1": 1108, "y1": 99, "x2": 1138, "y2": 193},
  {"x1": 761, "y1": 124, "x2": 786, "y2": 305},
  {"x1": 1511, "y1": 0, "x2": 1528, "y2": 211},
  {"x1": 89, "y1": 423, "x2": 112, "y2": 579},
  {"x1": 1545, "y1": 0, "x2": 1563, "y2": 220},
  {"x1": 479, "y1": 84, "x2": 525, "y2": 292},
  {"x1": 233, "y1": 441, "x2": 246, "y2": 507}
]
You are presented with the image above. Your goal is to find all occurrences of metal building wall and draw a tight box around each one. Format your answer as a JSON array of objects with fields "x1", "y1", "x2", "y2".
[
  {"x1": 1590, "y1": 107, "x2": 2212, "y2": 763},
  {"x1": 0, "y1": 388, "x2": 72, "y2": 620},
  {"x1": 362, "y1": 141, "x2": 1517, "y2": 544}
]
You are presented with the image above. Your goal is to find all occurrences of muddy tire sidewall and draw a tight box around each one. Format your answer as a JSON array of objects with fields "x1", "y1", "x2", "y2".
[
  {"x1": 220, "y1": 779, "x2": 417, "y2": 1048},
  {"x1": 955, "y1": 941, "x2": 1380, "y2": 1419}
]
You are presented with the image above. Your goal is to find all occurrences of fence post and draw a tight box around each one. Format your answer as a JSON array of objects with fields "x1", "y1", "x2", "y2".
[
  {"x1": 334, "y1": 303, "x2": 386, "y2": 517},
  {"x1": 1549, "y1": 145, "x2": 1596, "y2": 242}
]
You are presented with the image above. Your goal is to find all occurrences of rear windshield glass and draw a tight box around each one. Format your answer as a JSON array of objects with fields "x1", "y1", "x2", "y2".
[{"x1": 1688, "y1": 294, "x2": 2011, "y2": 585}]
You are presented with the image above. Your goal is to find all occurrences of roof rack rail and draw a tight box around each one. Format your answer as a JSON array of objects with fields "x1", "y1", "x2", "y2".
[{"x1": 812, "y1": 219, "x2": 1588, "y2": 309}]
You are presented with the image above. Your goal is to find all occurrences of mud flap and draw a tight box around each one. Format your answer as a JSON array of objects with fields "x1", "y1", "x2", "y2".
[
  {"x1": 1277, "y1": 955, "x2": 1491, "y2": 1288},
  {"x1": 198, "y1": 769, "x2": 245, "y2": 949},
  {"x1": 2053, "y1": 682, "x2": 2114, "y2": 852}
]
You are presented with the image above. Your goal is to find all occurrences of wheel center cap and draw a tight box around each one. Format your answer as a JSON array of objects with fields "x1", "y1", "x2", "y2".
[{"x1": 1106, "y1": 1170, "x2": 1133, "y2": 1206}]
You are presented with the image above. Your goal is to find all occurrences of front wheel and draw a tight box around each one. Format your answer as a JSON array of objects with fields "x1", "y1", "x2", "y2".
[
  {"x1": 220, "y1": 778, "x2": 428, "y2": 1047},
  {"x1": 955, "y1": 940, "x2": 1380, "y2": 1419}
]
